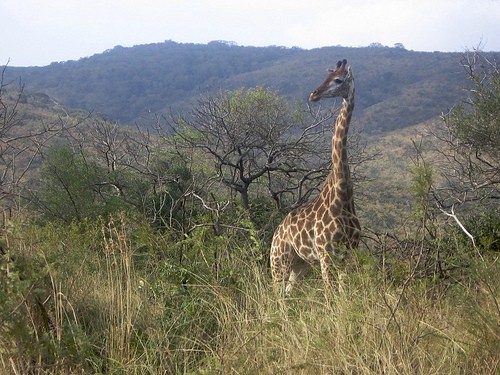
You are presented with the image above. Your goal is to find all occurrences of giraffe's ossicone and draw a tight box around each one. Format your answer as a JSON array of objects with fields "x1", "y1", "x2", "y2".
[{"x1": 270, "y1": 59, "x2": 361, "y2": 293}]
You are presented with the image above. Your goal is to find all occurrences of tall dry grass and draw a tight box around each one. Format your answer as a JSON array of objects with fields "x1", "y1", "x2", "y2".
[
  {"x1": 1, "y1": 214, "x2": 498, "y2": 374},
  {"x1": 184, "y1": 258, "x2": 498, "y2": 374}
]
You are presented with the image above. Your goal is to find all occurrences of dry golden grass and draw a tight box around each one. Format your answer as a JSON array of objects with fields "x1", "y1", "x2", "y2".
[
  {"x1": 188, "y1": 261, "x2": 499, "y2": 374},
  {"x1": 1, "y1": 214, "x2": 498, "y2": 374}
]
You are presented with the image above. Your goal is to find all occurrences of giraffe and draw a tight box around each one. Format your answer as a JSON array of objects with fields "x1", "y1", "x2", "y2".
[{"x1": 270, "y1": 59, "x2": 361, "y2": 293}]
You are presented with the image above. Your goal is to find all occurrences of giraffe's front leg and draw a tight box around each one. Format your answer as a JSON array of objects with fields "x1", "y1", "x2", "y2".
[
  {"x1": 318, "y1": 247, "x2": 334, "y2": 289},
  {"x1": 270, "y1": 237, "x2": 293, "y2": 291}
]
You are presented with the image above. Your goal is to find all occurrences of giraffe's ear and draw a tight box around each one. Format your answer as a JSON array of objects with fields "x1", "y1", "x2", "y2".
[{"x1": 346, "y1": 66, "x2": 353, "y2": 78}]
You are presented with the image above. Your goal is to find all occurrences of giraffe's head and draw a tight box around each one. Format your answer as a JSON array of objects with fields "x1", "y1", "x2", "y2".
[{"x1": 309, "y1": 59, "x2": 353, "y2": 102}]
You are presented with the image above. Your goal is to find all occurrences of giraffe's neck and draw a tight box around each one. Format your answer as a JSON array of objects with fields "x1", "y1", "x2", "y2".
[
  {"x1": 330, "y1": 87, "x2": 354, "y2": 183},
  {"x1": 317, "y1": 87, "x2": 355, "y2": 210}
]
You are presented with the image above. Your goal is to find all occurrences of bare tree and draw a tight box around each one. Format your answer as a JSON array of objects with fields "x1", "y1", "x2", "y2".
[{"x1": 169, "y1": 87, "x2": 338, "y2": 212}]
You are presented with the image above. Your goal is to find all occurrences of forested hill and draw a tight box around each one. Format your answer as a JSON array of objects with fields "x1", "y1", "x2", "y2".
[{"x1": 4, "y1": 41, "x2": 498, "y2": 132}]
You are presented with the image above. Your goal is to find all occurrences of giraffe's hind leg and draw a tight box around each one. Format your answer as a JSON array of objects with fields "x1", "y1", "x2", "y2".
[{"x1": 286, "y1": 254, "x2": 311, "y2": 294}]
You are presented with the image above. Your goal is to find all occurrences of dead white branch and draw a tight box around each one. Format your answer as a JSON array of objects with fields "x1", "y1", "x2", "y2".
[{"x1": 439, "y1": 204, "x2": 484, "y2": 260}]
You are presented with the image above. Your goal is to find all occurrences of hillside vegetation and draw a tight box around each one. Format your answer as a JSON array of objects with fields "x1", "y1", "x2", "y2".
[{"x1": 6, "y1": 41, "x2": 498, "y2": 132}]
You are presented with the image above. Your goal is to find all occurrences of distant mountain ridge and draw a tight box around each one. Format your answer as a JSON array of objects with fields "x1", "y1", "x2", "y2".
[{"x1": 4, "y1": 41, "x2": 499, "y2": 132}]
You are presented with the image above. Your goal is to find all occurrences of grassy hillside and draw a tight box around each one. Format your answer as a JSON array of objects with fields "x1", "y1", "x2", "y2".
[
  {"x1": 356, "y1": 122, "x2": 424, "y2": 231},
  {"x1": 5, "y1": 41, "x2": 497, "y2": 132}
]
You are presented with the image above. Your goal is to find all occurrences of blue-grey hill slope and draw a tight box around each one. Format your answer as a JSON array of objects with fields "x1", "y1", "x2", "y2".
[{"x1": 5, "y1": 41, "x2": 498, "y2": 132}]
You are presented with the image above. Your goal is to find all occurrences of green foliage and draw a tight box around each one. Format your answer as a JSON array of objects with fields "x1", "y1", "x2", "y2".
[
  {"x1": 227, "y1": 86, "x2": 291, "y2": 144},
  {"x1": 39, "y1": 146, "x2": 99, "y2": 221},
  {"x1": 37, "y1": 145, "x2": 130, "y2": 221},
  {"x1": 451, "y1": 68, "x2": 500, "y2": 157},
  {"x1": 0, "y1": 220, "x2": 98, "y2": 373},
  {"x1": 144, "y1": 153, "x2": 194, "y2": 231},
  {"x1": 464, "y1": 209, "x2": 500, "y2": 252},
  {"x1": 411, "y1": 162, "x2": 434, "y2": 221},
  {"x1": 435, "y1": 54, "x2": 500, "y2": 206}
]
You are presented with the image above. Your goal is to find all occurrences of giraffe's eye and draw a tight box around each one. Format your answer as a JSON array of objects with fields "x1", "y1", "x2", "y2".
[{"x1": 335, "y1": 78, "x2": 344, "y2": 84}]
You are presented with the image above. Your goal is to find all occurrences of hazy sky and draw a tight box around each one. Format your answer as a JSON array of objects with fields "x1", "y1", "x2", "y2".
[{"x1": 2, "y1": 0, "x2": 499, "y2": 67}]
